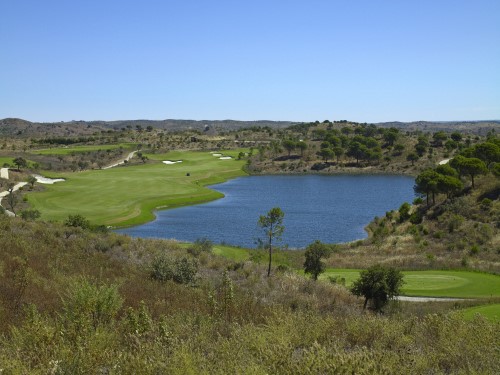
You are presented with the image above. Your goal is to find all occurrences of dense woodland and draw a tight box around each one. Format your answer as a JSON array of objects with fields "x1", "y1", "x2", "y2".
[{"x1": 0, "y1": 119, "x2": 499, "y2": 373}]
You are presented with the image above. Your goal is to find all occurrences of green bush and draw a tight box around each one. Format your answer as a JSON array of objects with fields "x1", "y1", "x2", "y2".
[
  {"x1": 480, "y1": 198, "x2": 492, "y2": 210},
  {"x1": 409, "y1": 212, "x2": 423, "y2": 224},
  {"x1": 187, "y1": 237, "x2": 213, "y2": 256},
  {"x1": 61, "y1": 278, "x2": 123, "y2": 335},
  {"x1": 350, "y1": 265, "x2": 404, "y2": 312},
  {"x1": 20, "y1": 209, "x2": 41, "y2": 221},
  {"x1": 151, "y1": 255, "x2": 198, "y2": 285},
  {"x1": 448, "y1": 214, "x2": 464, "y2": 233},
  {"x1": 398, "y1": 202, "x2": 411, "y2": 222},
  {"x1": 64, "y1": 214, "x2": 90, "y2": 229}
]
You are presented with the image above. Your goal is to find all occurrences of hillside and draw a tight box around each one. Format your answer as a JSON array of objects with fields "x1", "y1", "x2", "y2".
[
  {"x1": 375, "y1": 120, "x2": 500, "y2": 135},
  {"x1": 0, "y1": 118, "x2": 297, "y2": 138},
  {"x1": 2, "y1": 118, "x2": 499, "y2": 139},
  {"x1": 0, "y1": 216, "x2": 498, "y2": 374}
]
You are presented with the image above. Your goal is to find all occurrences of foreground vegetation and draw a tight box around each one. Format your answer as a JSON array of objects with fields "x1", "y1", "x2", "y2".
[{"x1": 0, "y1": 216, "x2": 499, "y2": 374}]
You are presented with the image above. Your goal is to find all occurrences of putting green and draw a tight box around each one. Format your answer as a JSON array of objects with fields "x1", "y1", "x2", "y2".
[
  {"x1": 461, "y1": 304, "x2": 500, "y2": 322},
  {"x1": 321, "y1": 269, "x2": 500, "y2": 298},
  {"x1": 26, "y1": 150, "x2": 248, "y2": 227},
  {"x1": 32, "y1": 143, "x2": 136, "y2": 155}
]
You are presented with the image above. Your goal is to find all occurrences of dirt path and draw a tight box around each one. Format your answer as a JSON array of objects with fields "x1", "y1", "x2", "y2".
[{"x1": 102, "y1": 151, "x2": 138, "y2": 169}]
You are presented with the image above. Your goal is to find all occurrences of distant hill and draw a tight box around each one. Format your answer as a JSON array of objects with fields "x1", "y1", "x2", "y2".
[
  {"x1": 0, "y1": 118, "x2": 105, "y2": 138},
  {"x1": 374, "y1": 120, "x2": 500, "y2": 135},
  {"x1": 0, "y1": 118, "x2": 297, "y2": 138},
  {"x1": 1, "y1": 117, "x2": 499, "y2": 138}
]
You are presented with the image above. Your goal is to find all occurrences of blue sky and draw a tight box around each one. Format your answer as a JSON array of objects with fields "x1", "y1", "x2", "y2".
[{"x1": 1, "y1": 0, "x2": 499, "y2": 123}]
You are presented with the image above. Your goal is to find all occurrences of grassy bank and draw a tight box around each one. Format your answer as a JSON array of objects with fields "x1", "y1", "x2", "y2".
[{"x1": 26, "y1": 150, "x2": 248, "y2": 227}]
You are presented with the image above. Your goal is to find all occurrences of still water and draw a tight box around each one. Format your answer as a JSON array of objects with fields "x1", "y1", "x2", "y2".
[{"x1": 117, "y1": 175, "x2": 415, "y2": 248}]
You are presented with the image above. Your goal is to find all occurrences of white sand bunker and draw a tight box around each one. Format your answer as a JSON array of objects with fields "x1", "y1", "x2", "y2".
[
  {"x1": 219, "y1": 156, "x2": 232, "y2": 160},
  {"x1": 212, "y1": 153, "x2": 222, "y2": 157},
  {"x1": 0, "y1": 168, "x2": 9, "y2": 179},
  {"x1": 32, "y1": 174, "x2": 65, "y2": 184},
  {"x1": 162, "y1": 160, "x2": 183, "y2": 165},
  {"x1": 438, "y1": 158, "x2": 451, "y2": 165}
]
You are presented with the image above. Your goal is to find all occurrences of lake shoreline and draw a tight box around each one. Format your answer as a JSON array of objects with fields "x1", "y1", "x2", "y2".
[
  {"x1": 117, "y1": 174, "x2": 416, "y2": 248},
  {"x1": 249, "y1": 169, "x2": 416, "y2": 177}
]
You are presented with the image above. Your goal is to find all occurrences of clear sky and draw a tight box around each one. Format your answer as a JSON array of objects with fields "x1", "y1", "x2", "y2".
[{"x1": 1, "y1": 0, "x2": 499, "y2": 123}]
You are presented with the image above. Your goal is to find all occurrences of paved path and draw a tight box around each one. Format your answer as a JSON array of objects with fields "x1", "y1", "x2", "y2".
[
  {"x1": 102, "y1": 151, "x2": 138, "y2": 169},
  {"x1": 397, "y1": 296, "x2": 469, "y2": 302},
  {"x1": 0, "y1": 168, "x2": 9, "y2": 179},
  {"x1": 0, "y1": 182, "x2": 28, "y2": 217}
]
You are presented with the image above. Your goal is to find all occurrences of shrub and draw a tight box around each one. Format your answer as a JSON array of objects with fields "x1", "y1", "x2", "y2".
[
  {"x1": 328, "y1": 276, "x2": 346, "y2": 286},
  {"x1": 413, "y1": 197, "x2": 424, "y2": 205},
  {"x1": 480, "y1": 198, "x2": 492, "y2": 210},
  {"x1": 64, "y1": 214, "x2": 90, "y2": 230},
  {"x1": 150, "y1": 255, "x2": 174, "y2": 282},
  {"x1": 469, "y1": 245, "x2": 480, "y2": 256},
  {"x1": 20, "y1": 209, "x2": 41, "y2": 221},
  {"x1": 448, "y1": 214, "x2": 464, "y2": 233},
  {"x1": 61, "y1": 278, "x2": 123, "y2": 334},
  {"x1": 409, "y1": 212, "x2": 423, "y2": 224},
  {"x1": 187, "y1": 238, "x2": 213, "y2": 256},
  {"x1": 398, "y1": 202, "x2": 411, "y2": 222},
  {"x1": 303, "y1": 241, "x2": 330, "y2": 280},
  {"x1": 350, "y1": 265, "x2": 404, "y2": 312},
  {"x1": 151, "y1": 255, "x2": 198, "y2": 285}
]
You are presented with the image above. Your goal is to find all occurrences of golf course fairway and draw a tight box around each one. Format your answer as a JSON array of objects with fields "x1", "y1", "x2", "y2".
[
  {"x1": 32, "y1": 143, "x2": 136, "y2": 155},
  {"x1": 321, "y1": 269, "x2": 500, "y2": 298},
  {"x1": 27, "y1": 150, "x2": 248, "y2": 227}
]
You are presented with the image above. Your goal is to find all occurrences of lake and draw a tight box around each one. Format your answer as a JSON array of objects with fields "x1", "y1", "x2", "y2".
[{"x1": 116, "y1": 174, "x2": 415, "y2": 248}]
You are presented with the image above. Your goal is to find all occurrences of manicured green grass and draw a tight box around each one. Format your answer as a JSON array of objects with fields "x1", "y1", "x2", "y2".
[
  {"x1": 27, "y1": 150, "x2": 248, "y2": 227},
  {"x1": 321, "y1": 269, "x2": 500, "y2": 298},
  {"x1": 0, "y1": 157, "x2": 37, "y2": 169},
  {"x1": 461, "y1": 303, "x2": 500, "y2": 322},
  {"x1": 177, "y1": 243, "x2": 250, "y2": 262},
  {"x1": 402, "y1": 270, "x2": 500, "y2": 298},
  {"x1": 213, "y1": 245, "x2": 250, "y2": 261},
  {"x1": 32, "y1": 143, "x2": 136, "y2": 155},
  {"x1": 0, "y1": 157, "x2": 14, "y2": 166}
]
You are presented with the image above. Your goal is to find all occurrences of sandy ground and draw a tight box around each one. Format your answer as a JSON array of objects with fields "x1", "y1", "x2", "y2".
[
  {"x1": 32, "y1": 174, "x2": 65, "y2": 184},
  {"x1": 102, "y1": 151, "x2": 137, "y2": 169},
  {"x1": 438, "y1": 158, "x2": 451, "y2": 165}
]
